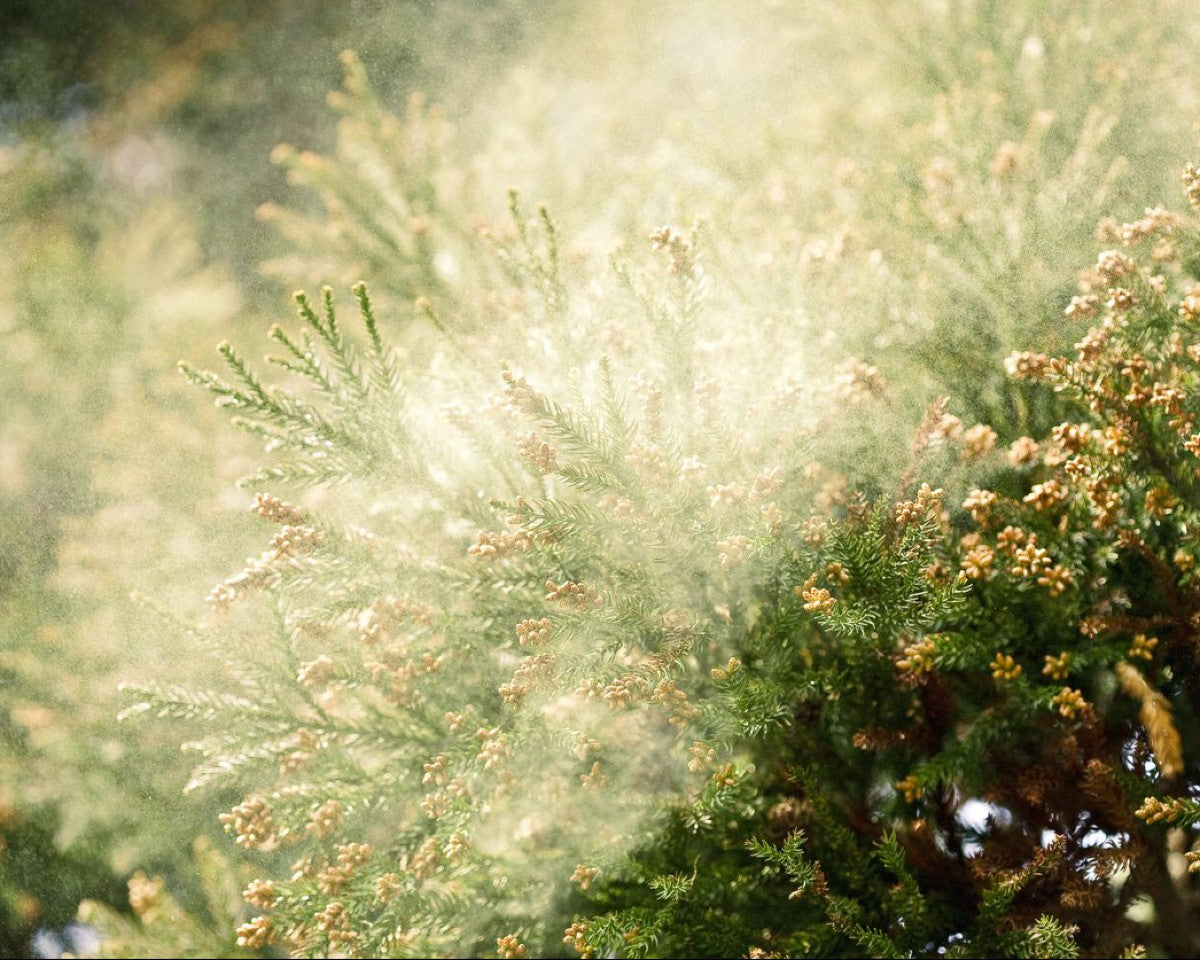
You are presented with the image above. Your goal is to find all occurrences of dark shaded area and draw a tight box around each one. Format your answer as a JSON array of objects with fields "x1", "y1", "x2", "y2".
[{"x1": 0, "y1": 806, "x2": 126, "y2": 957}]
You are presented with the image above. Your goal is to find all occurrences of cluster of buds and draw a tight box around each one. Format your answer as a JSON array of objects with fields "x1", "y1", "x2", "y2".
[
  {"x1": 243, "y1": 878, "x2": 276, "y2": 911},
  {"x1": 996, "y1": 525, "x2": 1027, "y2": 554},
  {"x1": 252, "y1": 492, "x2": 307, "y2": 525},
  {"x1": 961, "y1": 423, "x2": 998, "y2": 459},
  {"x1": 990, "y1": 653, "x2": 1022, "y2": 681},
  {"x1": 1135, "y1": 796, "x2": 1183, "y2": 824},
  {"x1": 307, "y1": 799, "x2": 345, "y2": 839},
  {"x1": 356, "y1": 595, "x2": 435, "y2": 645},
  {"x1": 206, "y1": 553, "x2": 276, "y2": 606},
  {"x1": 896, "y1": 636, "x2": 938, "y2": 675},
  {"x1": 208, "y1": 498, "x2": 327, "y2": 606},
  {"x1": 219, "y1": 796, "x2": 277, "y2": 849},
  {"x1": 497, "y1": 935, "x2": 528, "y2": 959},
  {"x1": 963, "y1": 488, "x2": 999, "y2": 525},
  {"x1": 1119, "y1": 206, "x2": 1183, "y2": 246},
  {"x1": 652, "y1": 678, "x2": 701, "y2": 727},
  {"x1": 894, "y1": 484, "x2": 943, "y2": 526},
  {"x1": 1083, "y1": 477, "x2": 1122, "y2": 530},
  {"x1": 545, "y1": 579, "x2": 601, "y2": 610},
  {"x1": 408, "y1": 836, "x2": 442, "y2": 879},
  {"x1": 420, "y1": 790, "x2": 450, "y2": 820},
  {"x1": 316, "y1": 843, "x2": 372, "y2": 895},
  {"x1": 1181, "y1": 285, "x2": 1200, "y2": 322},
  {"x1": 476, "y1": 727, "x2": 512, "y2": 770},
  {"x1": 365, "y1": 648, "x2": 447, "y2": 708},
  {"x1": 469, "y1": 528, "x2": 540, "y2": 559},
  {"x1": 631, "y1": 371, "x2": 665, "y2": 434},
  {"x1": 357, "y1": 595, "x2": 439, "y2": 643},
  {"x1": 1024, "y1": 479, "x2": 1069, "y2": 511},
  {"x1": 707, "y1": 481, "x2": 745, "y2": 508},
  {"x1": 517, "y1": 432, "x2": 557, "y2": 474},
  {"x1": 709, "y1": 657, "x2": 742, "y2": 681},
  {"x1": 499, "y1": 362, "x2": 541, "y2": 414},
  {"x1": 563, "y1": 921, "x2": 591, "y2": 957},
  {"x1": 1145, "y1": 483, "x2": 1177, "y2": 518},
  {"x1": 580, "y1": 761, "x2": 609, "y2": 790},
  {"x1": 801, "y1": 516, "x2": 827, "y2": 546},
  {"x1": 960, "y1": 536, "x2": 996, "y2": 581},
  {"x1": 127, "y1": 873, "x2": 163, "y2": 918},
  {"x1": 1008, "y1": 436, "x2": 1040, "y2": 466},
  {"x1": 1065, "y1": 293, "x2": 1100, "y2": 321},
  {"x1": 688, "y1": 740, "x2": 718, "y2": 772},
  {"x1": 290, "y1": 856, "x2": 316, "y2": 881},
  {"x1": 1129, "y1": 633, "x2": 1159, "y2": 661},
  {"x1": 798, "y1": 576, "x2": 836, "y2": 615},
  {"x1": 896, "y1": 774, "x2": 922, "y2": 803},
  {"x1": 315, "y1": 901, "x2": 358, "y2": 953},
  {"x1": 597, "y1": 494, "x2": 640, "y2": 520},
  {"x1": 626, "y1": 442, "x2": 668, "y2": 478},
  {"x1": 1183, "y1": 163, "x2": 1200, "y2": 209},
  {"x1": 650, "y1": 225, "x2": 695, "y2": 276},
  {"x1": 515, "y1": 617, "x2": 553, "y2": 646},
  {"x1": 375, "y1": 872, "x2": 402, "y2": 904},
  {"x1": 717, "y1": 534, "x2": 754, "y2": 568},
  {"x1": 571, "y1": 731, "x2": 601, "y2": 760},
  {"x1": 269, "y1": 523, "x2": 325, "y2": 559},
  {"x1": 1037, "y1": 564, "x2": 1075, "y2": 597},
  {"x1": 1052, "y1": 687, "x2": 1087, "y2": 719},
  {"x1": 1051, "y1": 422, "x2": 1093, "y2": 453},
  {"x1": 422, "y1": 754, "x2": 449, "y2": 788},
  {"x1": 594, "y1": 675, "x2": 638, "y2": 709},
  {"x1": 1107, "y1": 287, "x2": 1139, "y2": 314},
  {"x1": 337, "y1": 842, "x2": 372, "y2": 868},
  {"x1": 297, "y1": 654, "x2": 336, "y2": 689},
  {"x1": 833, "y1": 357, "x2": 885, "y2": 403},
  {"x1": 445, "y1": 830, "x2": 470, "y2": 863},
  {"x1": 236, "y1": 916, "x2": 274, "y2": 949},
  {"x1": 1074, "y1": 321, "x2": 1114, "y2": 362},
  {"x1": 825, "y1": 561, "x2": 851, "y2": 585},
  {"x1": 1094, "y1": 249, "x2": 1136, "y2": 284},
  {"x1": 1004, "y1": 351, "x2": 1053, "y2": 379},
  {"x1": 712, "y1": 763, "x2": 740, "y2": 788},
  {"x1": 569, "y1": 864, "x2": 602, "y2": 890},
  {"x1": 1099, "y1": 424, "x2": 1129, "y2": 456},
  {"x1": 749, "y1": 466, "x2": 782, "y2": 501},
  {"x1": 1043, "y1": 652, "x2": 1071, "y2": 681},
  {"x1": 1149, "y1": 382, "x2": 1185, "y2": 415},
  {"x1": 1010, "y1": 538, "x2": 1052, "y2": 579},
  {"x1": 926, "y1": 411, "x2": 963, "y2": 446},
  {"x1": 499, "y1": 653, "x2": 555, "y2": 706}
]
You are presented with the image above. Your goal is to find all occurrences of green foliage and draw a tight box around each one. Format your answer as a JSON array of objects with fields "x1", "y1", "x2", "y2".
[
  {"x1": 15, "y1": 2, "x2": 1200, "y2": 959},
  {"x1": 142, "y1": 175, "x2": 1200, "y2": 954},
  {"x1": 114, "y1": 13, "x2": 1200, "y2": 955}
]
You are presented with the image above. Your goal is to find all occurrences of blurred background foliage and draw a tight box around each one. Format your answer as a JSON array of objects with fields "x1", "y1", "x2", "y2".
[{"x1": 2, "y1": 0, "x2": 1200, "y2": 956}]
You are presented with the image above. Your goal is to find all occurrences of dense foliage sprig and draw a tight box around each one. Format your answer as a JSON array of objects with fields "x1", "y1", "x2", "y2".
[{"x1": 125, "y1": 166, "x2": 1200, "y2": 957}]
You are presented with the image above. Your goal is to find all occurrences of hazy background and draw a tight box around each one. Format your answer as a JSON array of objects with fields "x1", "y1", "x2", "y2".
[{"x1": 3, "y1": 1, "x2": 1200, "y2": 955}]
